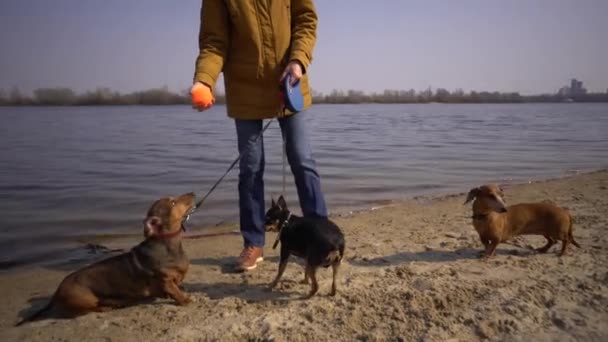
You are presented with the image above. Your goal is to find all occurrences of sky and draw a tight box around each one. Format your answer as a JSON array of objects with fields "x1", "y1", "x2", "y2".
[{"x1": 0, "y1": 0, "x2": 606, "y2": 96}]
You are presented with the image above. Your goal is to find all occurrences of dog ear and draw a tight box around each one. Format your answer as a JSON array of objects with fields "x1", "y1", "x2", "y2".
[
  {"x1": 271, "y1": 196, "x2": 276, "y2": 207},
  {"x1": 464, "y1": 188, "x2": 480, "y2": 205},
  {"x1": 144, "y1": 216, "x2": 163, "y2": 237},
  {"x1": 277, "y1": 195, "x2": 288, "y2": 209},
  {"x1": 145, "y1": 216, "x2": 162, "y2": 229}
]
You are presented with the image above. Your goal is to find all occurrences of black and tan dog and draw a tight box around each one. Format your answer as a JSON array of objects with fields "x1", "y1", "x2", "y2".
[
  {"x1": 464, "y1": 184, "x2": 581, "y2": 259},
  {"x1": 265, "y1": 196, "x2": 345, "y2": 298},
  {"x1": 16, "y1": 192, "x2": 195, "y2": 326}
]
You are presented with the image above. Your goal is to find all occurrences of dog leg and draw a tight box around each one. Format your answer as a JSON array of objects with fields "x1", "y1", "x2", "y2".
[
  {"x1": 559, "y1": 239, "x2": 570, "y2": 257},
  {"x1": 489, "y1": 240, "x2": 499, "y2": 257},
  {"x1": 536, "y1": 236, "x2": 556, "y2": 253},
  {"x1": 481, "y1": 241, "x2": 492, "y2": 259},
  {"x1": 162, "y1": 277, "x2": 190, "y2": 305},
  {"x1": 56, "y1": 287, "x2": 102, "y2": 316},
  {"x1": 303, "y1": 264, "x2": 319, "y2": 299},
  {"x1": 483, "y1": 240, "x2": 499, "y2": 260},
  {"x1": 176, "y1": 270, "x2": 187, "y2": 285},
  {"x1": 300, "y1": 270, "x2": 310, "y2": 284},
  {"x1": 478, "y1": 235, "x2": 489, "y2": 258},
  {"x1": 330, "y1": 262, "x2": 340, "y2": 296},
  {"x1": 269, "y1": 259, "x2": 289, "y2": 290},
  {"x1": 98, "y1": 298, "x2": 135, "y2": 309}
]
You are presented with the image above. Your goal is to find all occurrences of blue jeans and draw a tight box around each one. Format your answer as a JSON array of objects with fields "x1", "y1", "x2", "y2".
[{"x1": 235, "y1": 111, "x2": 328, "y2": 247}]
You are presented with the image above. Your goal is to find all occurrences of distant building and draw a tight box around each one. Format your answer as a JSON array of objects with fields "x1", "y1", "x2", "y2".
[{"x1": 558, "y1": 78, "x2": 587, "y2": 97}]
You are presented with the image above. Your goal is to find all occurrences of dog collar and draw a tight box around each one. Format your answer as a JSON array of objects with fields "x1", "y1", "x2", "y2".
[
  {"x1": 153, "y1": 228, "x2": 182, "y2": 240},
  {"x1": 272, "y1": 212, "x2": 292, "y2": 250}
]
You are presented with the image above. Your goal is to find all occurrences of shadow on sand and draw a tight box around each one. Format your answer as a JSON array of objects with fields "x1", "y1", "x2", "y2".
[
  {"x1": 348, "y1": 247, "x2": 535, "y2": 267},
  {"x1": 189, "y1": 255, "x2": 282, "y2": 274}
]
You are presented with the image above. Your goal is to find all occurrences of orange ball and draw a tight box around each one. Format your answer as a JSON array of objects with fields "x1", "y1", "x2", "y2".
[{"x1": 192, "y1": 86, "x2": 214, "y2": 106}]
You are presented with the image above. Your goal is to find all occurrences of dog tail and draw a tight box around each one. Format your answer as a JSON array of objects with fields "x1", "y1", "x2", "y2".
[
  {"x1": 568, "y1": 212, "x2": 581, "y2": 249},
  {"x1": 15, "y1": 301, "x2": 53, "y2": 327}
]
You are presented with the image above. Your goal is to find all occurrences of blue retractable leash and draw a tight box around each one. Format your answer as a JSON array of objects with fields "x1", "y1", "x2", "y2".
[
  {"x1": 281, "y1": 74, "x2": 304, "y2": 112},
  {"x1": 183, "y1": 74, "x2": 304, "y2": 228}
]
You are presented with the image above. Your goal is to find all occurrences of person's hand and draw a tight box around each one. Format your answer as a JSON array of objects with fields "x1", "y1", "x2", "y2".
[
  {"x1": 280, "y1": 61, "x2": 303, "y2": 86},
  {"x1": 190, "y1": 82, "x2": 214, "y2": 112}
]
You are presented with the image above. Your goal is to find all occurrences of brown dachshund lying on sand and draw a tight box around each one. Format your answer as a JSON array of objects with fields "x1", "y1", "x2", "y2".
[
  {"x1": 464, "y1": 184, "x2": 581, "y2": 259},
  {"x1": 16, "y1": 192, "x2": 195, "y2": 326}
]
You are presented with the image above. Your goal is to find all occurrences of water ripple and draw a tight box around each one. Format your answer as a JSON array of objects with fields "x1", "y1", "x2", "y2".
[{"x1": 0, "y1": 103, "x2": 607, "y2": 267}]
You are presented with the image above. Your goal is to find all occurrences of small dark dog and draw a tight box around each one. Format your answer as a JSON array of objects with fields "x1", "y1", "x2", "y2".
[
  {"x1": 265, "y1": 196, "x2": 345, "y2": 298},
  {"x1": 16, "y1": 192, "x2": 195, "y2": 326}
]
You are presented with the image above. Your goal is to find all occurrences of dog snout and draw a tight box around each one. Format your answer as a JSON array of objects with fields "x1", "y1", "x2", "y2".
[
  {"x1": 179, "y1": 192, "x2": 196, "y2": 206},
  {"x1": 264, "y1": 220, "x2": 279, "y2": 232}
]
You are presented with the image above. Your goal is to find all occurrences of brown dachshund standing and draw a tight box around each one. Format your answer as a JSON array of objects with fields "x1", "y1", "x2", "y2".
[
  {"x1": 464, "y1": 184, "x2": 580, "y2": 260},
  {"x1": 16, "y1": 192, "x2": 195, "y2": 326}
]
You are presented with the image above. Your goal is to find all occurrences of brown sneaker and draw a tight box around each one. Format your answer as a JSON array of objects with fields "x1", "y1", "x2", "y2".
[{"x1": 236, "y1": 246, "x2": 264, "y2": 271}]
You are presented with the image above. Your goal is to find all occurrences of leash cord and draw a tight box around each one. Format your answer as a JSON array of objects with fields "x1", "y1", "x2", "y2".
[
  {"x1": 282, "y1": 137, "x2": 287, "y2": 195},
  {"x1": 188, "y1": 119, "x2": 275, "y2": 216}
]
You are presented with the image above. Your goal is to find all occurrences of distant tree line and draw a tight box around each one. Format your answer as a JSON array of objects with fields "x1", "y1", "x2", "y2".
[
  {"x1": 1, "y1": 85, "x2": 607, "y2": 106},
  {"x1": 0, "y1": 86, "x2": 226, "y2": 106},
  {"x1": 312, "y1": 88, "x2": 608, "y2": 104}
]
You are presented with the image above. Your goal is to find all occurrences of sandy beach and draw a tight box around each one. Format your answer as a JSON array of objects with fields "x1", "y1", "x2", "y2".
[{"x1": 0, "y1": 170, "x2": 607, "y2": 341}]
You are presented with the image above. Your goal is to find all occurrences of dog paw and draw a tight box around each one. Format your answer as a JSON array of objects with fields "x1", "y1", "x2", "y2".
[{"x1": 177, "y1": 296, "x2": 192, "y2": 306}]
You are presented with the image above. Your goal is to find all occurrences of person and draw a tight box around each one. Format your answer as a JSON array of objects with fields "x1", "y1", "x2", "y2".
[{"x1": 191, "y1": 0, "x2": 328, "y2": 272}]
